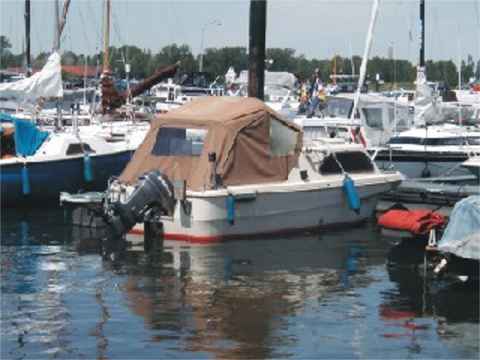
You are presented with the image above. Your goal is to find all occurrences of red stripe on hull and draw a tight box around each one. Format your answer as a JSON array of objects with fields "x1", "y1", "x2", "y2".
[{"x1": 127, "y1": 219, "x2": 367, "y2": 244}]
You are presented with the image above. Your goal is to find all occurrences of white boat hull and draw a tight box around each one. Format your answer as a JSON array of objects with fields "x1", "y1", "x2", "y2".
[
  {"x1": 375, "y1": 159, "x2": 472, "y2": 179},
  {"x1": 131, "y1": 179, "x2": 398, "y2": 243}
]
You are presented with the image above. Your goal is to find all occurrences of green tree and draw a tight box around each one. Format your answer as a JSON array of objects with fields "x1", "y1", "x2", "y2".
[
  {"x1": 152, "y1": 44, "x2": 196, "y2": 75},
  {"x1": 33, "y1": 52, "x2": 49, "y2": 69},
  {"x1": 202, "y1": 46, "x2": 248, "y2": 80}
]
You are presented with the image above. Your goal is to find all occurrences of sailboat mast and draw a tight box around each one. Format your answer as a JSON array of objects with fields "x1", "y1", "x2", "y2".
[
  {"x1": 24, "y1": 0, "x2": 31, "y2": 76},
  {"x1": 103, "y1": 0, "x2": 111, "y2": 73},
  {"x1": 83, "y1": 56, "x2": 87, "y2": 105},
  {"x1": 53, "y1": 0, "x2": 60, "y2": 51},
  {"x1": 419, "y1": 0, "x2": 425, "y2": 67},
  {"x1": 350, "y1": 0, "x2": 380, "y2": 122}
]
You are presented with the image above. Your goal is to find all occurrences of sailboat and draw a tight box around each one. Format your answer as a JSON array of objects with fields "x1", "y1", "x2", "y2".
[{"x1": 0, "y1": 0, "x2": 134, "y2": 207}]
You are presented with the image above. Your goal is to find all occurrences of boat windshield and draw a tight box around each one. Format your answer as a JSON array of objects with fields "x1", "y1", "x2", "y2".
[
  {"x1": 319, "y1": 151, "x2": 375, "y2": 174},
  {"x1": 362, "y1": 107, "x2": 383, "y2": 129},
  {"x1": 325, "y1": 97, "x2": 353, "y2": 118}
]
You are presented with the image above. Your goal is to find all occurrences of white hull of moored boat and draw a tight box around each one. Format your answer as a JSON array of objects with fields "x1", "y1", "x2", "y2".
[
  {"x1": 130, "y1": 175, "x2": 399, "y2": 242},
  {"x1": 375, "y1": 159, "x2": 472, "y2": 179},
  {"x1": 462, "y1": 157, "x2": 480, "y2": 179}
]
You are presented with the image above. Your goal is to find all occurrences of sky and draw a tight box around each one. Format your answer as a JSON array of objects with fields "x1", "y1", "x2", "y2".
[{"x1": 1, "y1": 0, "x2": 479, "y2": 64}]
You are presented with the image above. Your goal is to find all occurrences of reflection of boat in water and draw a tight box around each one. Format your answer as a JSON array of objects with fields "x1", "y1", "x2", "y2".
[
  {"x1": 384, "y1": 242, "x2": 479, "y2": 357},
  {"x1": 112, "y1": 225, "x2": 391, "y2": 358}
]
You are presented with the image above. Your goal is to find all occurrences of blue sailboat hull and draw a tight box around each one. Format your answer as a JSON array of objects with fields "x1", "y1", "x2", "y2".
[{"x1": 1, "y1": 151, "x2": 133, "y2": 207}]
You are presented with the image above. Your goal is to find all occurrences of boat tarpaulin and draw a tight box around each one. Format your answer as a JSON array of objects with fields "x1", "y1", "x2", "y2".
[
  {"x1": 12, "y1": 118, "x2": 49, "y2": 157},
  {"x1": 119, "y1": 97, "x2": 302, "y2": 190},
  {"x1": 437, "y1": 196, "x2": 480, "y2": 260},
  {"x1": 377, "y1": 209, "x2": 445, "y2": 235},
  {"x1": 0, "y1": 52, "x2": 63, "y2": 102}
]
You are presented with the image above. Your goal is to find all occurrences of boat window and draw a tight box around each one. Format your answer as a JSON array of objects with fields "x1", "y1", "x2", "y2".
[
  {"x1": 467, "y1": 137, "x2": 480, "y2": 145},
  {"x1": 151, "y1": 127, "x2": 207, "y2": 156},
  {"x1": 302, "y1": 127, "x2": 329, "y2": 144},
  {"x1": 319, "y1": 151, "x2": 375, "y2": 175},
  {"x1": 66, "y1": 143, "x2": 95, "y2": 155},
  {"x1": 362, "y1": 108, "x2": 383, "y2": 129},
  {"x1": 270, "y1": 119, "x2": 298, "y2": 156},
  {"x1": 388, "y1": 108, "x2": 395, "y2": 125},
  {"x1": 388, "y1": 136, "x2": 423, "y2": 145},
  {"x1": 325, "y1": 97, "x2": 353, "y2": 118},
  {"x1": 423, "y1": 137, "x2": 467, "y2": 146}
]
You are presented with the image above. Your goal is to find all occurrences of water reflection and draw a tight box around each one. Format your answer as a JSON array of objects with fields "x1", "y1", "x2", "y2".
[
  {"x1": 1, "y1": 209, "x2": 478, "y2": 359},
  {"x1": 383, "y1": 242, "x2": 479, "y2": 357},
  {"x1": 115, "y1": 227, "x2": 390, "y2": 359},
  {"x1": 1, "y1": 217, "x2": 73, "y2": 358}
]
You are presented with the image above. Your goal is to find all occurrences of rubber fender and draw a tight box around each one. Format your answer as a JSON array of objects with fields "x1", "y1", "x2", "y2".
[
  {"x1": 343, "y1": 174, "x2": 361, "y2": 214},
  {"x1": 226, "y1": 194, "x2": 235, "y2": 225},
  {"x1": 83, "y1": 153, "x2": 94, "y2": 182},
  {"x1": 21, "y1": 165, "x2": 30, "y2": 195}
]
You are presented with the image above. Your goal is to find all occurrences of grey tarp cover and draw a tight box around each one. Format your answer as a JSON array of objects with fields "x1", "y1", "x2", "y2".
[{"x1": 437, "y1": 195, "x2": 480, "y2": 260}]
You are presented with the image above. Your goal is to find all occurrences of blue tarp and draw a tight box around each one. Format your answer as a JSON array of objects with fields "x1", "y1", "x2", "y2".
[
  {"x1": 0, "y1": 112, "x2": 49, "y2": 156},
  {"x1": 438, "y1": 196, "x2": 480, "y2": 260},
  {"x1": 0, "y1": 112, "x2": 19, "y2": 123},
  {"x1": 14, "y1": 119, "x2": 49, "y2": 157}
]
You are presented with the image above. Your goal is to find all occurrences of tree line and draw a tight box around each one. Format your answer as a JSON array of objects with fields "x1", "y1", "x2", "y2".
[{"x1": 1, "y1": 35, "x2": 479, "y2": 88}]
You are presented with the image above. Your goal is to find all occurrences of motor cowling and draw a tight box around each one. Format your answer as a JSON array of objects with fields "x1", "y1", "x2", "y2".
[{"x1": 105, "y1": 171, "x2": 175, "y2": 238}]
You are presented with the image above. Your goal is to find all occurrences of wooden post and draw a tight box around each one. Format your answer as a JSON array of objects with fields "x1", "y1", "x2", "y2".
[{"x1": 248, "y1": 0, "x2": 266, "y2": 100}]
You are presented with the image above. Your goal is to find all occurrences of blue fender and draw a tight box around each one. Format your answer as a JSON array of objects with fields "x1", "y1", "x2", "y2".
[
  {"x1": 343, "y1": 174, "x2": 361, "y2": 214},
  {"x1": 226, "y1": 194, "x2": 235, "y2": 225},
  {"x1": 21, "y1": 164, "x2": 31, "y2": 195},
  {"x1": 83, "y1": 153, "x2": 94, "y2": 182}
]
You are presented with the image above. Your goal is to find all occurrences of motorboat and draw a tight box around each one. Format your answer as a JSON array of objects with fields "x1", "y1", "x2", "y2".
[
  {"x1": 373, "y1": 124, "x2": 480, "y2": 179},
  {"x1": 294, "y1": 93, "x2": 414, "y2": 148},
  {"x1": 102, "y1": 97, "x2": 401, "y2": 242}
]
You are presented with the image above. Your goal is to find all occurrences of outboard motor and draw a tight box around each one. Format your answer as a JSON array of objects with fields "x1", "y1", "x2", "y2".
[{"x1": 104, "y1": 171, "x2": 175, "y2": 239}]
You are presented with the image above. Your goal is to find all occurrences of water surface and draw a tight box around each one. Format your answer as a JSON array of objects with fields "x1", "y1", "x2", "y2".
[{"x1": 1, "y1": 208, "x2": 478, "y2": 359}]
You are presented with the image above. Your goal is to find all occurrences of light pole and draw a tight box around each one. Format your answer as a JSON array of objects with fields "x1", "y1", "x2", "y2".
[{"x1": 199, "y1": 19, "x2": 222, "y2": 72}]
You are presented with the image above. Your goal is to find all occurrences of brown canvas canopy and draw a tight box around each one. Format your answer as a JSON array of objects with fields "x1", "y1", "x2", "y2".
[{"x1": 119, "y1": 96, "x2": 302, "y2": 191}]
